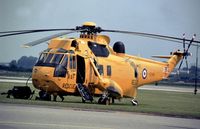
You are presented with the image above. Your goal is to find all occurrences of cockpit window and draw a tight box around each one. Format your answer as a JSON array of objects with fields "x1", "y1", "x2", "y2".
[
  {"x1": 51, "y1": 54, "x2": 64, "y2": 65},
  {"x1": 38, "y1": 53, "x2": 47, "y2": 63},
  {"x1": 35, "y1": 53, "x2": 71, "y2": 68},
  {"x1": 35, "y1": 53, "x2": 47, "y2": 66},
  {"x1": 88, "y1": 41, "x2": 109, "y2": 57},
  {"x1": 61, "y1": 55, "x2": 68, "y2": 67},
  {"x1": 35, "y1": 53, "x2": 53, "y2": 66},
  {"x1": 44, "y1": 53, "x2": 54, "y2": 63}
]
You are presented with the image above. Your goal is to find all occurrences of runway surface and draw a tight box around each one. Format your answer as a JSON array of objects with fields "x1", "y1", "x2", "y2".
[
  {"x1": 0, "y1": 103, "x2": 199, "y2": 129},
  {"x1": 139, "y1": 85, "x2": 195, "y2": 93}
]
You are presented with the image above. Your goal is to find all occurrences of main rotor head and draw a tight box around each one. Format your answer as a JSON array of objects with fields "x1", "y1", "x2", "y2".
[{"x1": 76, "y1": 22, "x2": 102, "y2": 34}]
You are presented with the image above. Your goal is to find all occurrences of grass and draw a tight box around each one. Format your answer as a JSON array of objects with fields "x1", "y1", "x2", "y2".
[{"x1": 0, "y1": 82, "x2": 200, "y2": 119}]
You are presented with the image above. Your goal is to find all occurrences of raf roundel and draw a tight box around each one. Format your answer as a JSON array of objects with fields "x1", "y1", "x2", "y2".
[{"x1": 142, "y1": 68, "x2": 147, "y2": 79}]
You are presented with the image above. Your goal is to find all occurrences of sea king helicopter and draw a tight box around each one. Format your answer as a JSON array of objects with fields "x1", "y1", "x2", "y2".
[{"x1": 0, "y1": 22, "x2": 199, "y2": 105}]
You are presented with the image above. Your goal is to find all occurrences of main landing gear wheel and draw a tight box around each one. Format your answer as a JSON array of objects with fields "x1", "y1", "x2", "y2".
[
  {"x1": 98, "y1": 97, "x2": 110, "y2": 105},
  {"x1": 35, "y1": 90, "x2": 51, "y2": 101},
  {"x1": 131, "y1": 99, "x2": 138, "y2": 106}
]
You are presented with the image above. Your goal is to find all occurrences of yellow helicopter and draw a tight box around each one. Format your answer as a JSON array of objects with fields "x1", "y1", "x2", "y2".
[{"x1": 0, "y1": 22, "x2": 199, "y2": 105}]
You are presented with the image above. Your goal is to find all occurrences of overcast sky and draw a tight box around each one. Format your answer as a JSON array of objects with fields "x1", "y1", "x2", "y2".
[{"x1": 0, "y1": 0, "x2": 199, "y2": 67}]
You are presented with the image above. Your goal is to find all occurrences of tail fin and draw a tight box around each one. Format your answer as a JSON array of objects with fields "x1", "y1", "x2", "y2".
[
  {"x1": 152, "y1": 50, "x2": 184, "y2": 78},
  {"x1": 167, "y1": 50, "x2": 184, "y2": 74},
  {"x1": 153, "y1": 50, "x2": 192, "y2": 78}
]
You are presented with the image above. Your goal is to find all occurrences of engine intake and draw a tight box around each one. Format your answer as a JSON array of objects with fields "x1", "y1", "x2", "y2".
[{"x1": 113, "y1": 41, "x2": 125, "y2": 53}]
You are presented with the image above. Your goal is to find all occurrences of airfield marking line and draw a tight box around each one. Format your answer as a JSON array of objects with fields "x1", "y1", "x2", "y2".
[
  {"x1": 0, "y1": 79, "x2": 32, "y2": 83},
  {"x1": 0, "y1": 121, "x2": 112, "y2": 129}
]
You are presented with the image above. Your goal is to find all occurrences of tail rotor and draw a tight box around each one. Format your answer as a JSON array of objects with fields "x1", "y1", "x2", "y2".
[{"x1": 177, "y1": 34, "x2": 196, "y2": 74}]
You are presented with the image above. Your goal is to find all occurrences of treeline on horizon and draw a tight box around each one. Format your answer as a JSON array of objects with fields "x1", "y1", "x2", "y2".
[
  {"x1": 0, "y1": 56, "x2": 38, "y2": 72},
  {"x1": 166, "y1": 66, "x2": 200, "y2": 84}
]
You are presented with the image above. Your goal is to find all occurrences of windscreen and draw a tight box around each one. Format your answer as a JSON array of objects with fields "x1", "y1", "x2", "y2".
[
  {"x1": 51, "y1": 54, "x2": 64, "y2": 65},
  {"x1": 35, "y1": 53, "x2": 64, "y2": 67}
]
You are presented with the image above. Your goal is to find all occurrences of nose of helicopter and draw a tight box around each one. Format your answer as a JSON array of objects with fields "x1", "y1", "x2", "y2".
[
  {"x1": 32, "y1": 67, "x2": 54, "y2": 78},
  {"x1": 32, "y1": 67, "x2": 60, "y2": 92}
]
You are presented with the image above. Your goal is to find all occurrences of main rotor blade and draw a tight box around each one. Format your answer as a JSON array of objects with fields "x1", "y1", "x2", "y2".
[
  {"x1": 0, "y1": 29, "x2": 68, "y2": 34},
  {"x1": 22, "y1": 30, "x2": 80, "y2": 47},
  {"x1": 101, "y1": 29, "x2": 200, "y2": 44},
  {"x1": 185, "y1": 34, "x2": 196, "y2": 53},
  {"x1": 183, "y1": 33, "x2": 186, "y2": 52},
  {"x1": 0, "y1": 29, "x2": 75, "y2": 37}
]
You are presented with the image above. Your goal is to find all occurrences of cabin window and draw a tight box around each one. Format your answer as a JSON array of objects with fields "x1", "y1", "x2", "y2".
[
  {"x1": 98, "y1": 65, "x2": 104, "y2": 75},
  {"x1": 70, "y1": 55, "x2": 76, "y2": 69},
  {"x1": 72, "y1": 56, "x2": 76, "y2": 69},
  {"x1": 51, "y1": 54, "x2": 64, "y2": 65},
  {"x1": 88, "y1": 41, "x2": 109, "y2": 57},
  {"x1": 107, "y1": 65, "x2": 112, "y2": 76}
]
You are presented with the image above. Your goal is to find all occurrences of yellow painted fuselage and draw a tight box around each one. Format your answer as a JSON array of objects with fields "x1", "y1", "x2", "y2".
[{"x1": 32, "y1": 34, "x2": 182, "y2": 99}]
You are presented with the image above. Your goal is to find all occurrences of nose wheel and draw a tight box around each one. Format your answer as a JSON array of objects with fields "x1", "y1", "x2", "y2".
[{"x1": 35, "y1": 90, "x2": 51, "y2": 101}]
